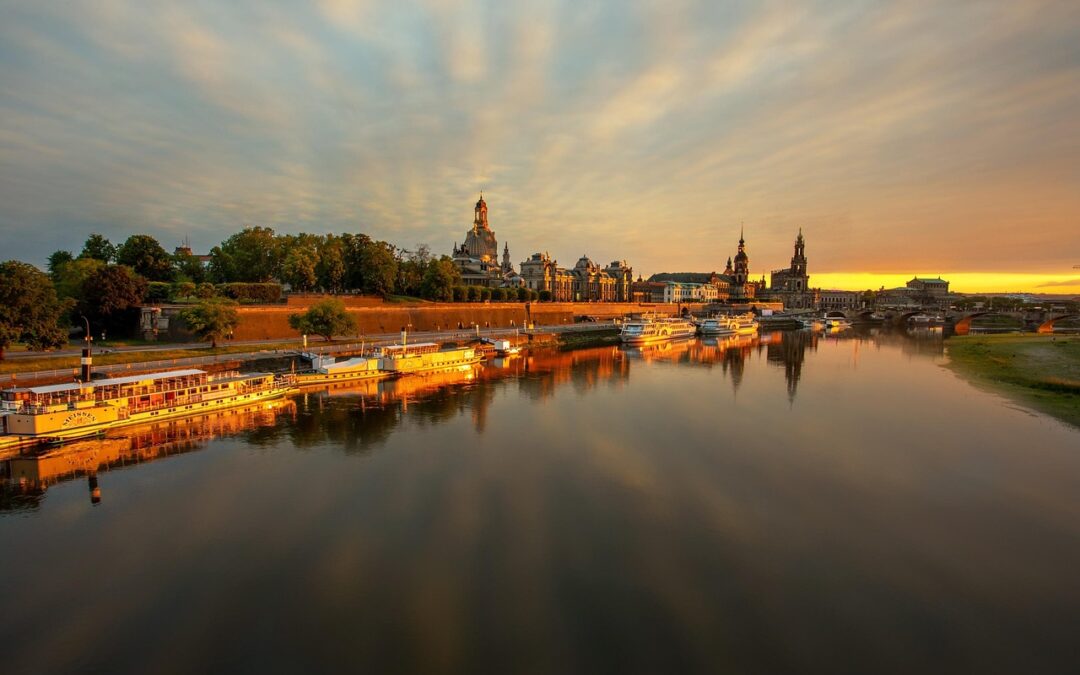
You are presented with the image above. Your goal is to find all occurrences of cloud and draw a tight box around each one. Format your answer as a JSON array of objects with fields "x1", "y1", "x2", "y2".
[
  {"x1": 1037, "y1": 278, "x2": 1080, "y2": 289},
  {"x1": 0, "y1": 0, "x2": 1077, "y2": 284}
]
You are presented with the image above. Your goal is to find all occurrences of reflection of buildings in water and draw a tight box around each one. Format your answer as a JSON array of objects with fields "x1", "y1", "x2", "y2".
[
  {"x1": 766, "y1": 329, "x2": 817, "y2": 403},
  {"x1": 1, "y1": 400, "x2": 295, "y2": 509},
  {"x1": 873, "y1": 326, "x2": 946, "y2": 358}
]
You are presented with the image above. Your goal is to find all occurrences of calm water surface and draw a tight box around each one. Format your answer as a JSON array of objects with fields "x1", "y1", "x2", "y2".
[{"x1": 2, "y1": 329, "x2": 1079, "y2": 674}]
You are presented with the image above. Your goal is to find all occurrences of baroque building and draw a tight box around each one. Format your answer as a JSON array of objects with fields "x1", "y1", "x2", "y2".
[
  {"x1": 520, "y1": 253, "x2": 634, "y2": 301},
  {"x1": 451, "y1": 194, "x2": 519, "y2": 287},
  {"x1": 769, "y1": 229, "x2": 816, "y2": 309}
]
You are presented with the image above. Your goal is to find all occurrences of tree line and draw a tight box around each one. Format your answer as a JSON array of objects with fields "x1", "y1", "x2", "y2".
[{"x1": 0, "y1": 227, "x2": 540, "y2": 359}]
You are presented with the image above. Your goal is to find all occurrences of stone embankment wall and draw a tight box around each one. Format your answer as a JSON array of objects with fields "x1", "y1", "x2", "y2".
[{"x1": 159, "y1": 297, "x2": 703, "y2": 342}]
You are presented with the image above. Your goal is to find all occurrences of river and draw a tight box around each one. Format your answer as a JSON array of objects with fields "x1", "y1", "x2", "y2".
[{"x1": 2, "y1": 329, "x2": 1079, "y2": 674}]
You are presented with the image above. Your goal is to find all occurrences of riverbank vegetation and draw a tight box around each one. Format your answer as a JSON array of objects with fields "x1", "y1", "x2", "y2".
[{"x1": 945, "y1": 334, "x2": 1080, "y2": 428}]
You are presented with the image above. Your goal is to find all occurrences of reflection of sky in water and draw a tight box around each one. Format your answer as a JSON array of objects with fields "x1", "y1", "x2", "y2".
[{"x1": 1, "y1": 331, "x2": 1079, "y2": 673}]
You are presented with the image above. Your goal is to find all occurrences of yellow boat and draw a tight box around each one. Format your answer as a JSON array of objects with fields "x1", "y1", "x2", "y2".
[
  {"x1": 374, "y1": 342, "x2": 483, "y2": 374},
  {"x1": 294, "y1": 354, "x2": 393, "y2": 387},
  {"x1": 0, "y1": 369, "x2": 295, "y2": 444}
]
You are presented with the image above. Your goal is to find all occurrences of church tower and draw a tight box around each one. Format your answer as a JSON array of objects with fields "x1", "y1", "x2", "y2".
[
  {"x1": 791, "y1": 228, "x2": 807, "y2": 280},
  {"x1": 474, "y1": 194, "x2": 489, "y2": 231},
  {"x1": 733, "y1": 227, "x2": 749, "y2": 287},
  {"x1": 461, "y1": 193, "x2": 498, "y2": 261},
  {"x1": 502, "y1": 242, "x2": 512, "y2": 274}
]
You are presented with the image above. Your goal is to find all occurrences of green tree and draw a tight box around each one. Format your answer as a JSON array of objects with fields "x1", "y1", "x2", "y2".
[
  {"x1": 173, "y1": 249, "x2": 207, "y2": 283},
  {"x1": 467, "y1": 285, "x2": 480, "y2": 302},
  {"x1": 179, "y1": 298, "x2": 240, "y2": 348},
  {"x1": 116, "y1": 234, "x2": 174, "y2": 281},
  {"x1": 0, "y1": 261, "x2": 71, "y2": 359},
  {"x1": 210, "y1": 226, "x2": 281, "y2": 283},
  {"x1": 420, "y1": 256, "x2": 462, "y2": 301},
  {"x1": 80, "y1": 233, "x2": 116, "y2": 262},
  {"x1": 359, "y1": 238, "x2": 398, "y2": 295},
  {"x1": 47, "y1": 250, "x2": 74, "y2": 277},
  {"x1": 316, "y1": 235, "x2": 346, "y2": 292},
  {"x1": 280, "y1": 234, "x2": 320, "y2": 292},
  {"x1": 288, "y1": 298, "x2": 357, "y2": 341},
  {"x1": 452, "y1": 286, "x2": 467, "y2": 302},
  {"x1": 77, "y1": 265, "x2": 148, "y2": 337},
  {"x1": 52, "y1": 257, "x2": 106, "y2": 302}
]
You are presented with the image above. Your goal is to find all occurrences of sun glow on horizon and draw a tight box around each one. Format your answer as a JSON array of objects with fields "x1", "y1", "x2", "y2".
[{"x1": 812, "y1": 273, "x2": 1080, "y2": 296}]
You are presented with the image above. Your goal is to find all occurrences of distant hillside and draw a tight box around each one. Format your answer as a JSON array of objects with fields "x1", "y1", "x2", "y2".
[{"x1": 648, "y1": 272, "x2": 717, "y2": 283}]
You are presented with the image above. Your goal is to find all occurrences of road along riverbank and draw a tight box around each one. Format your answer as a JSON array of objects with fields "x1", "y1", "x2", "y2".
[{"x1": 944, "y1": 334, "x2": 1080, "y2": 428}]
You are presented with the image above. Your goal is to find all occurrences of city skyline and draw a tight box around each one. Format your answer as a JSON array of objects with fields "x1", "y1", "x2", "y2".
[{"x1": 1, "y1": 1, "x2": 1078, "y2": 292}]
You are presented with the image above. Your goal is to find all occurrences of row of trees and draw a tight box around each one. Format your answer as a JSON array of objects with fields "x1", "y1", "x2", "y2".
[{"x1": 47, "y1": 229, "x2": 467, "y2": 299}]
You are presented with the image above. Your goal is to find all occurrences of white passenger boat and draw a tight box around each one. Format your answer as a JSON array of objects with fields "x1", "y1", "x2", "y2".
[
  {"x1": 696, "y1": 316, "x2": 737, "y2": 336},
  {"x1": 0, "y1": 369, "x2": 295, "y2": 444},
  {"x1": 619, "y1": 317, "x2": 697, "y2": 345},
  {"x1": 374, "y1": 342, "x2": 483, "y2": 374}
]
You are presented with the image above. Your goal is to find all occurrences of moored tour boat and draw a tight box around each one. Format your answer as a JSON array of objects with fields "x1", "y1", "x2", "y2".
[
  {"x1": 294, "y1": 354, "x2": 390, "y2": 387},
  {"x1": 374, "y1": 342, "x2": 483, "y2": 374},
  {"x1": 696, "y1": 316, "x2": 737, "y2": 336},
  {"x1": 727, "y1": 313, "x2": 760, "y2": 336},
  {"x1": 0, "y1": 369, "x2": 294, "y2": 445},
  {"x1": 620, "y1": 317, "x2": 697, "y2": 345}
]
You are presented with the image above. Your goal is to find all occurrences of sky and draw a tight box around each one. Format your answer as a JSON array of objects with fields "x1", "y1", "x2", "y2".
[{"x1": 1, "y1": 0, "x2": 1078, "y2": 293}]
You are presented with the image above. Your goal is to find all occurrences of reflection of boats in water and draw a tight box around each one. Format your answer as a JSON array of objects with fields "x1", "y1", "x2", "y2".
[
  {"x1": 2, "y1": 399, "x2": 294, "y2": 505},
  {"x1": 620, "y1": 317, "x2": 697, "y2": 344},
  {"x1": 621, "y1": 339, "x2": 695, "y2": 361},
  {"x1": 1, "y1": 369, "x2": 294, "y2": 447},
  {"x1": 374, "y1": 342, "x2": 482, "y2": 374}
]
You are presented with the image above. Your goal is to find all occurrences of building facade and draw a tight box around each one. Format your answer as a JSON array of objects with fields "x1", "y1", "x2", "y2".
[
  {"x1": 769, "y1": 229, "x2": 816, "y2": 309},
  {"x1": 451, "y1": 195, "x2": 516, "y2": 287},
  {"x1": 520, "y1": 252, "x2": 634, "y2": 302},
  {"x1": 819, "y1": 290, "x2": 863, "y2": 311}
]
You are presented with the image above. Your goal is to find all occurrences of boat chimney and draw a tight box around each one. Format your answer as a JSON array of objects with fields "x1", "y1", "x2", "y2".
[{"x1": 80, "y1": 315, "x2": 93, "y2": 382}]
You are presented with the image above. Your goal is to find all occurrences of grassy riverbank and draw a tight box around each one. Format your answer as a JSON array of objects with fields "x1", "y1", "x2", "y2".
[{"x1": 945, "y1": 334, "x2": 1080, "y2": 428}]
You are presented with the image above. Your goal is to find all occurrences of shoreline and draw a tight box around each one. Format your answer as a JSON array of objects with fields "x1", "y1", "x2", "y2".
[{"x1": 944, "y1": 334, "x2": 1080, "y2": 429}]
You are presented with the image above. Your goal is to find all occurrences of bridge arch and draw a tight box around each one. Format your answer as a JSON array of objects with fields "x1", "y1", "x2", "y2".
[{"x1": 1037, "y1": 313, "x2": 1080, "y2": 333}]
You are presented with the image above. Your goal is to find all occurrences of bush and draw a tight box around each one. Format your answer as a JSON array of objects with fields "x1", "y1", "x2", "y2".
[
  {"x1": 146, "y1": 281, "x2": 172, "y2": 303},
  {"x1": 539, "y1": 290, "x2": 552, "y2": 302},
  {"x1": 196, "y1": 282, "x2": 217, "y2": 299},
  {"x1": 172, "y1": 281, "x2": 196, "y2": 299},
  {"x1": 452, "y1": 286, "x2": 467, "y2": 302},
  {"x1": 217, "y1": 282, "x2": 282, "y2": 303},
  {"x1": 466, "y1": 286, "x2": 480, "y2": 302},
  {"x1": 517, "y1": 287, "x2": 529, "y2": 302},
  {"x1": 529, "y1": 289, "x2": 539, "y2": 301},
  {"x1": 480, "y1": 287, "x2": 492, "y2": 302},
  {"x1": 492, "y1": 288, "x2": 506, "y2": 302}
]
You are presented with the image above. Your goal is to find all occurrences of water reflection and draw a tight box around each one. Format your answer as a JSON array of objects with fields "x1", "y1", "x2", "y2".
[
  {"x1": 7, "y1": 328, "x2": 1069, "y2": 674},
  {"x1": 1, "y1": 400, "x2": 296, "y2": 511}
]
